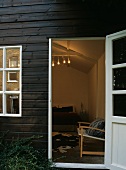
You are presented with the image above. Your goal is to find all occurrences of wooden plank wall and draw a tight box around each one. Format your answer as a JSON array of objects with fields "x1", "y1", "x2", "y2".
[{"x1": 0, "y1": 0, "x2": 126, "y2": 148}]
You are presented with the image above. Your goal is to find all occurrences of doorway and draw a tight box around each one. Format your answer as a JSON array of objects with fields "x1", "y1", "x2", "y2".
[{"x1": 48, "y1": 38, "x2": 106, "y2": 169}]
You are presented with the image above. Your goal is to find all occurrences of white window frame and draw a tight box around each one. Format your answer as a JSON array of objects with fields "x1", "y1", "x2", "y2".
[{"x1": 0, "y1": 45, "x2": 22, "y2": 117}]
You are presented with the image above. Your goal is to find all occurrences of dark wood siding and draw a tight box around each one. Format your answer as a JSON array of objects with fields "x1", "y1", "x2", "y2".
[{"x1": 0, "y1": 0, "x2": 126, "y2": 149}]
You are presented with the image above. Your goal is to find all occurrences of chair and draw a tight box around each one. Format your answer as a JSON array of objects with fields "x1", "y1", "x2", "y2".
[{"x1": 77, "y1": 121, "x2": 105, "y2": 157}]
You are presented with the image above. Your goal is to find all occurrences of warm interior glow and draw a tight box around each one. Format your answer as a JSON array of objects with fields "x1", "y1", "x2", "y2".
[
  {"x1": 57, "y1": 58, "x2": 60, "y2": 65},
  {"x1": 68, "y1": 57, "x2": 71, "y2": 64},
  {"x1": 63, "y1": 57, "x2": 66, "y2": 64},
  {"x1": 52, "y1": 56, "x2": 71, "y2": 66},
  {"x1": 52, "y1": 60, "x2": 55, "y2": 67}
]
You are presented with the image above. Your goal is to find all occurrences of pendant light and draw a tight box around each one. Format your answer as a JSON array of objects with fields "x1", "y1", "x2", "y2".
[{"x1": 57, "y1": 57, "x2": 60, "y2": 65}]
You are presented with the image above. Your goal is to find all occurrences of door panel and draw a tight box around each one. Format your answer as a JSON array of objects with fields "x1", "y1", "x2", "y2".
[
  {"x1": 112, "y1": 123, "x2": 126, "y2": 167},
  {"x1": 111, "y1": 166, "x2": 126, "y2": 170},
  {"x1": 106, "y1": 30, "x2": 126, "y2": 170}
]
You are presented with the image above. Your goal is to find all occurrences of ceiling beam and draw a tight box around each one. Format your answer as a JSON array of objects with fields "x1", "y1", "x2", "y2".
[{"x1": 52, "y1": 42, "x2": 97, "y2": 63}]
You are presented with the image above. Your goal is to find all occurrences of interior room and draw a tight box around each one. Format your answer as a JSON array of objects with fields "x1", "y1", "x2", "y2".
[{"x1": 52, "y1": 39, "x2": 105, "y2": 164}]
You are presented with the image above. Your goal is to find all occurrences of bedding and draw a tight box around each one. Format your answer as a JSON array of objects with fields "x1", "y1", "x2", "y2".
[
  {"x1": 52, "y1": 106, "x2": 81, "y2": 132},
  {"x1": 85, "y1": 119, "x2": 105, "y2": 138},
  {"x1": 52, "y1": 111, "x2": 80, "y2": 125}
]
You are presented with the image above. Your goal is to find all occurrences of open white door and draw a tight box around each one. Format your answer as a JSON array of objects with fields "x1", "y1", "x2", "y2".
[{"x1": 105, "y1": 29, "x2": 126, "y2": 170}]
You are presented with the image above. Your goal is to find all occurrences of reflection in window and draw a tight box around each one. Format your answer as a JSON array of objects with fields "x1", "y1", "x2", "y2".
[
  {"x1": 9, "y1": 72, "x2": 17, "y2": 81},
  {"x1": 113, "y1": 95, "x2": 126, "y2": 117},
  {"x1": 0, "y1": 95, "x2": 2, "y2": 113},
  {"x1": 113, "y1": 67, "x2": 126, "y2": 90},
  {"x1": 0, "y1": 72, "x2": 2, "y2": 91},
  {"x1": 9, "y1": 57, "x2": 18, "y2": 68},
  {"x1": 0, "y1": 49, "x2": 3, "y2": 68},
  {"x1": 6, "y1": 48, "x2": 20, "y2": 68},
  {"x1": 6, "y1": 94, "x2": 19, "y2": 114},
  {"x1": 113, "y1": 37, "x2": 126, "y2": 65},
  {"x1": 6, "y1": 71, "x2": 19, "y2": 91}
]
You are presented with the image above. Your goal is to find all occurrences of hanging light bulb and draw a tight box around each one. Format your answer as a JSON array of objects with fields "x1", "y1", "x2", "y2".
[
  {"x1": 67, "y1": 41, "x2": 71, "y2": 65},
  {"x1": 52, "y1": 60, "x2": 55, "y2": 67},
  {"x1": 68, "y1": 57, "x2": 71, "y2": 64},
  {"x1": 52, "y1": 57, "x2": 55, "y2": 67},
  {"x1": 63, "y1": 57, "x2": 66, "y2": 64},
  {"x1": 57, "y1": 57, "x2": 60, "y2": 65}
]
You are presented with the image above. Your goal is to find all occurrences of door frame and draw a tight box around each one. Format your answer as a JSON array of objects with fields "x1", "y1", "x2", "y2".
[
  {"x1": 105, "y1": 29, "x2": 126, "y2": 170},
  {"x1": 48, "y1": 37, "x2": 107, "y2": 169}
]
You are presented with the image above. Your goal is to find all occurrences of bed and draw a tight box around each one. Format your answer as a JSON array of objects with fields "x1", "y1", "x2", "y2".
[{"x1": 52, "y1": 106, "x2": 81, "y2": 132}]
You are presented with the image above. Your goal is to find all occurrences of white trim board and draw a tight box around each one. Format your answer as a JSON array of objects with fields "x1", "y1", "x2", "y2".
[{"x1": 55, "y1": 163, "x2": 107, "y2": 169}]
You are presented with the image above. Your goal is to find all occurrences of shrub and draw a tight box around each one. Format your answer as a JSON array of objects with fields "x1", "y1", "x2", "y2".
[{"x1": 0, "y1": 132, "x2": 58, "y2": 170}]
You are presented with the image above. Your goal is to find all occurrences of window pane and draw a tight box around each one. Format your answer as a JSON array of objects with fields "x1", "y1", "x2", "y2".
[
  {"x1": 113, "y1": 37, "x2": 126, "y2": 65},
  {"x1": 0, "y1": 95, "x2": 3, "y2": 113},
  {"x1": 0, "y1": 49, "x2": 3, "y2": 68},
  {"x1": 6, "y1": 94, "x2": 19, "y2": 114},
  {"x1": 113, "y1": 67, "x2": 126, "y2": 90},
  {"x1": 6, "y1": 48, "x2": 20, "y2": 68},
  {"x1": 113, "y1": 95, "x2": 126, "y2": 117},
  {"x1": 6, "y1": 71, "x2": 19, "y2": 91},
  {"x1": 0, "y1": 72, "x2": 2, "y2": 91}
]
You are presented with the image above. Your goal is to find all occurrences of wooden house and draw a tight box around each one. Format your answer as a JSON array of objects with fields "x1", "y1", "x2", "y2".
[{"x1": 0, "y1": 0, "x2": 126, "y2": 169}]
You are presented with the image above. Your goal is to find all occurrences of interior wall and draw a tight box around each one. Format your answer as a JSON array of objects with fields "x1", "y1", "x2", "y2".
[
  {"x1": 88, "y1": 53, "x2": 105, "y2": 122},
  {"x1": 88, "y1": 64, "x2": 97, "y2": 122},
  {"x1": 52, "y1": 65, "x2": 88, "y2": 113},
  {"x1": 97, "y1": 53, "x2": 105, "y2": 119}
]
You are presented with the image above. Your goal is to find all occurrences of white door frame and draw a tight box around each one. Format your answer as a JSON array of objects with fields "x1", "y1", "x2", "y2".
[
  {"x1": 105, "y1": 29, "x2": 126, "y2": 170},
  {"x1": 48, "y1": 37, "x2": 107, "y2": 169}
]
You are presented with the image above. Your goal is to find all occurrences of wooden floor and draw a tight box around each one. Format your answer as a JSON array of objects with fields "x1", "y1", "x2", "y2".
[{"x1": 52, "y1": 132, "x2": 105, "y2": 164}]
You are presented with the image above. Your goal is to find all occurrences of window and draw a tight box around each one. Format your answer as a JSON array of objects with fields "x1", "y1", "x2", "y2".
[
  {"x1": 112, "y1": 37, "x2": 126, "y2": 117},
  {"x1": 0, "y1": 46, "x2": 22, "y2": 116}
]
